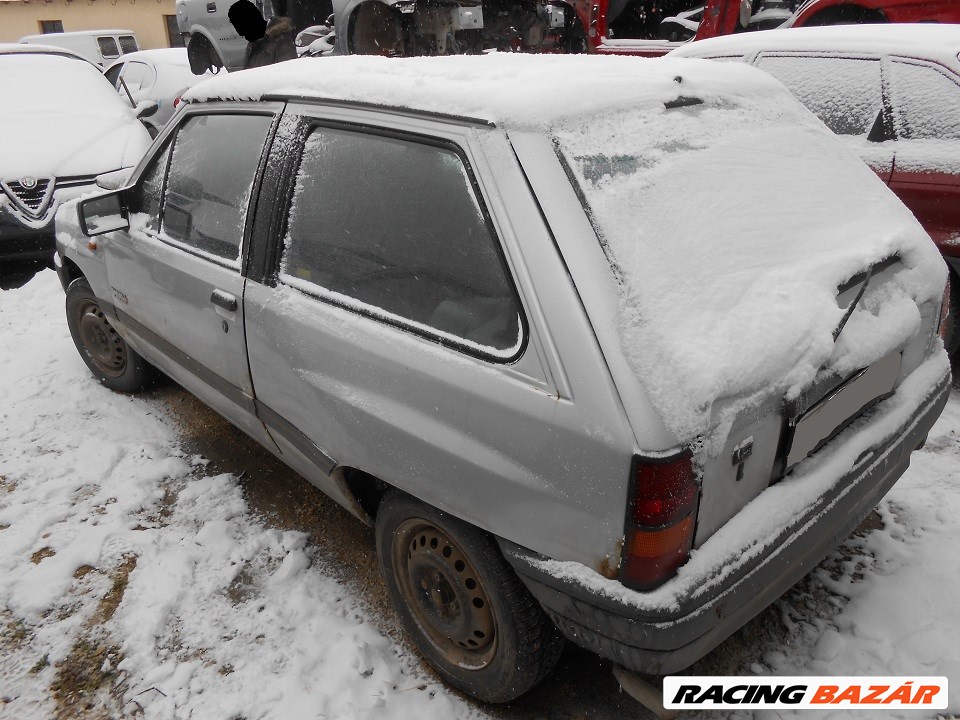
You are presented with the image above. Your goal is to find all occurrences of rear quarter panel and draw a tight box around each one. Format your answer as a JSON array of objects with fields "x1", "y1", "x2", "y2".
[{"x1": 244, "y1": 108, "x2": 639, "y2": 571}]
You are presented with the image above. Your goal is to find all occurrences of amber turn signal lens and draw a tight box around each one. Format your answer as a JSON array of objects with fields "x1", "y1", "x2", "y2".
[
  {"x1": 621, "y1": 515, "x2": 696, "y2": 591},
  {"x1": 626, "y1": 516, "x2": 695, "y2": 558}
]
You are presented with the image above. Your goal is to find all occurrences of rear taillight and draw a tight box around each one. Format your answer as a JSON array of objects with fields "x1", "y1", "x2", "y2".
[
  {"x1": 938, "y1": 276, "x2": 951, "y2": 342},
  {"x1": 173, "y1": 96, "x2": 182, "y2": 108},
  {"x1": 620, "y1": 453, "x2": 700, "y2": 591}
]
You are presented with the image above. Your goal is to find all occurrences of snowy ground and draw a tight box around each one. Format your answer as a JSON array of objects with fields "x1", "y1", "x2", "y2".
[{"x1": 1, "y1": 269, "x2": 958, "y2": 719}]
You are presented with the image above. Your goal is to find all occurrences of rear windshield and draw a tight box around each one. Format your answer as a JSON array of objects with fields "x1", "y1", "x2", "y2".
[
  {"x1": 552, "y1": 93, "x2": 927, "y2": 436},
  {"x1": 97, "y1": 36, "x2": 120, "y2": 58}
]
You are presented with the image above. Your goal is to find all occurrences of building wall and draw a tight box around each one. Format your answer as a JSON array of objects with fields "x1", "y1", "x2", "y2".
[{"x1": 0, "y1": 0, "x2": 177, "y2": 49}]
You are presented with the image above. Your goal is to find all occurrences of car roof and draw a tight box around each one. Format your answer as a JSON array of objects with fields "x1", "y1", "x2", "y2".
[
  {"x1": 669, "y1": 25, "x2": 960, "y2": 69},
  {"x1": 18, "y1": 29, "x2": 136, "y2": 40},
  {"x1": 0, "y1": 43, "x2": 94, "y2": 64},
  {"x1": 182, "y1": 53, "x2": 788, "y2": 128}
]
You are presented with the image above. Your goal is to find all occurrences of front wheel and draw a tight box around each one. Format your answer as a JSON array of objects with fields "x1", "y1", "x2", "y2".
[
  {"x1": 375, "y1": 492, "x2": 564, "y2": 703},
  {"x1": 66, "y1": 278, "x2": 155, "y2": 392}
]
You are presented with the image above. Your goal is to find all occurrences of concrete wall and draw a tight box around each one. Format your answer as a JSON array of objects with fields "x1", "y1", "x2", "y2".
[{"x1": 0, "y1": 0, "x2": 177, "y2": 49}]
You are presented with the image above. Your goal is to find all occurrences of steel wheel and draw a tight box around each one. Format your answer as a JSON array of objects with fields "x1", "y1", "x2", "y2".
[
  {"x1": 75, "y1": 299, "x2": 127, "y2": 378},
  {"x1": 65, "y1": 277, "x2": 154, "y2": 393},
  {"x1": 393, "y1": 519, "x2": 498, "y2": 669}
]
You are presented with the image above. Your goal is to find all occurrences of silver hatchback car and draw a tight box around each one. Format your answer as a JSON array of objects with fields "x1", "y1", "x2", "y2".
[{"x1": 55, "y1": 54, "x2": 951, "y2": 703}]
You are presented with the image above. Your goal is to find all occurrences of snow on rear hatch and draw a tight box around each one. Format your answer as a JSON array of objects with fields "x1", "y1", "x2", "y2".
[{"x1": 555, "y1": 86, "x2": 945, "y2": 441}]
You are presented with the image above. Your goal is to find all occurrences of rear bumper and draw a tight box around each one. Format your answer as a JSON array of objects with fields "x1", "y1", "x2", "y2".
[{"x1": 500, "y1": 371, "x2": 951, "y2": 675}]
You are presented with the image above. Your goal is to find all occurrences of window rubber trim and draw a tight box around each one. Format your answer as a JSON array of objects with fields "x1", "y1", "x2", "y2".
[{"x1": 265, "y1": 115, "x2": 531, "y2": 365}]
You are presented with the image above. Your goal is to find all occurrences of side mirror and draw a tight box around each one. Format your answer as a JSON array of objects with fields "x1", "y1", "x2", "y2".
[
  {"x1": 95, "y1": 168, "x2": 133, "y2": 190},
  {"x1": 79, "y1": 192, "x2": 129, "y2": 237},
  {"x1": 135, "y1": 100, "x2": 159, "y2": 119}
]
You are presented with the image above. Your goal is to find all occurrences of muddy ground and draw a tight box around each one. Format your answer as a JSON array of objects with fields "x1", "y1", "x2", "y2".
[{"x1": 146, "y1": 379, "x2": 888, "y2": 720}]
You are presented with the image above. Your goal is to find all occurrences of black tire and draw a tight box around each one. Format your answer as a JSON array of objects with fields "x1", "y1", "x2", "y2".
[
  {"x1": 945, "y1": 271, "x2": 960, "y2": 359},
  {"x1": 375, "y1": 492, "x2": 564, "y2": 703},
  {"x1": 66, "y1": 278, "x2": 155, "y2": 393}
]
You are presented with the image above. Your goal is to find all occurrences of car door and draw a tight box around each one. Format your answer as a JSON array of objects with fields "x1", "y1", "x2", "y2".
[
  {"x1": 886, "y1": 57, "x2": 960, "y2": 256},
  {"x1": 103, "y1": 105, "x2": 279, "y2": 438},
  {"x1": 752, "y1": 52, "x2": 895, "y2": 182},
  {"x1": 240, "y1": 104, "x2": 585, "y2": 532}
]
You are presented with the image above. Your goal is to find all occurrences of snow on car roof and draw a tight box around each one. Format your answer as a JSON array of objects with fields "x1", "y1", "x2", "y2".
[
  {"x1": 18, "y1": 29, "x2": 135, "y2": 39},
  {"x1": 0, "y1": 43, "x2": 90, "y2": 62},
  {"x1": 183, "y1": 53, "x2": 791, "y2": 126},
  {"x1": 669, "y1": 25, "x2": 960, "y2": 68}
]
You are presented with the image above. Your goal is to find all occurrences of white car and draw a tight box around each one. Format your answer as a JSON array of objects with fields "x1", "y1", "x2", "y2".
[
  {"x1": 18, "y1": 30, "x2": 139, "y2": 67},
  {"x1": 0, "y1": 45, "x2": 152, "y2": 263},
  {"x1": 104, "y1": 49, "x2": 214, "y2": 136}
]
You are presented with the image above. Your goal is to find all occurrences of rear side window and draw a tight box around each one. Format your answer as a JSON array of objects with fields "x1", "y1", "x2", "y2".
[
  {"x1": 280, "y1": 127, "x2": 524, "y2": 358},
  {"x1": 889, "y1": 60, "x2": 960, "y2": 141},
  {"x1": 754, "y1": 54, "x2": 882, "y2": 136},
  {"x1": 119, "y1": 35, "x2": 138, "y2": 54},
  {"x1": 120, "y1": 61, "x2": 150, "y2": 91},
  {"x1": 161, "y1": 113, "x2": 272, "y2": 265},
  {"x1": 97, "y1": 36, "x2": 120, "y2": 59}
]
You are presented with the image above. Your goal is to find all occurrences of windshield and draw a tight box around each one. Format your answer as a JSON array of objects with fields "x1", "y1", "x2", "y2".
[{"x1": 1, "y1": 54, "x2": 131, "y2": 118}]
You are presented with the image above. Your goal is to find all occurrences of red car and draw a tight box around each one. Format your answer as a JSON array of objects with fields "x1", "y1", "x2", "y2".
[
  {"x1": 585, "y1": 0, "x2": 960, "y2": 57},
  {"x1": 671, "y1": 25, "x2": 960, "y2": 354}
]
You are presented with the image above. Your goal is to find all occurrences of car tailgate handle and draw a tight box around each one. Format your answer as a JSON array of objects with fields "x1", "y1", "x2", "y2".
[
  {"x1": 210, "y1": 289, "x2": 237, "y2": 312},
  {"x1": 207, "y1": 2, "x2": 217, "y2": 11}
]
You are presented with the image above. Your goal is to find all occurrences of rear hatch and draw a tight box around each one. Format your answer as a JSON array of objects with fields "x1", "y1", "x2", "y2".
[{"x1": 553, "y1": 63, "x2": 946, "y2": 545}]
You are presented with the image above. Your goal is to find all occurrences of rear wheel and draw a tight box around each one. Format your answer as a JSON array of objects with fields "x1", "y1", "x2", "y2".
[
  {"x1": 66, "y1": 278, "x2": 155, "y2": 393},
  {"x1": 375, "y1": 492, "x2": 564, "y2": 703}
]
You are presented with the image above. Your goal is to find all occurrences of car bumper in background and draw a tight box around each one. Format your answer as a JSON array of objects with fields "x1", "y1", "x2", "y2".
[
  {"x1": 500, "y1": 370, "x2": 951, "y2": 674},
  {"x1": 1, "y1": 184, "x2": 96, "y2": 263}
]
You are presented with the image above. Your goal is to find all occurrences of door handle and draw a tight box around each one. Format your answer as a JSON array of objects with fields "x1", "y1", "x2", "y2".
[
  {"x1": 207, "y1": 2, "x2": 217, "y2": 12},
  {"x1": 210, "y1": 289, "x2": 237, "y2": 312}
]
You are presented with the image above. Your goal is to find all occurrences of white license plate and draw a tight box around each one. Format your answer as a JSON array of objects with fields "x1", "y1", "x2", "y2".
[{"x1": 786, "y1": 351, "x2": 902, "y2": 469}]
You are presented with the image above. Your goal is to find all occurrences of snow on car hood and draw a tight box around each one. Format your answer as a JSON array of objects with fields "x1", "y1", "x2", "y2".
[
  {"x1": 1, "y1": 114, "x2": 150, "y2": 179},
  {"x1": 1, "y1": 54, "x2": 151, "y2": 179},
  {"x1": 555, "y1": 89, "x2": 946, "y2": 440}
]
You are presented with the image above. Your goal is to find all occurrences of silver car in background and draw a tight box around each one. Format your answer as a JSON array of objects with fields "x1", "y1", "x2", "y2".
[{"x1": 54, "y1": 55, "x2": 951, "y2": 704}]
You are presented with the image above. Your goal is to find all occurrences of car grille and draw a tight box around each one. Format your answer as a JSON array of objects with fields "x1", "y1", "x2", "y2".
[{"x1": 2, "y1": 178, "x2": 54, "y2": 218}]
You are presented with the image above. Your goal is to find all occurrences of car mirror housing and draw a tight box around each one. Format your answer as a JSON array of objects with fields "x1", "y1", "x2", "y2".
[
  {"x1": 95, "y1": 168, "x2": 133, "y2": 191},
  {"x1": 79, "y1": 192, "x2": 129, "y2": 237},
  {"x1": 135, "y1": 100, "x2": 159, "y2": 119}
]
